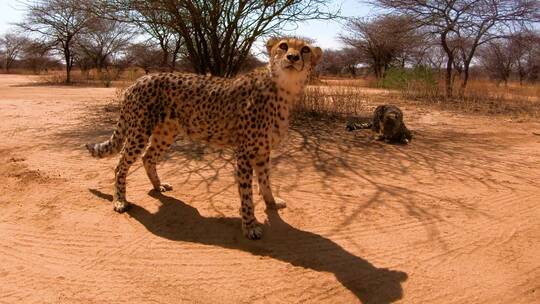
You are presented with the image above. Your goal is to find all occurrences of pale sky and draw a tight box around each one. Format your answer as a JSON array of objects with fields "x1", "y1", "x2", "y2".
[{"x1": 0, "y1": 0, "x2": 376, "y2": 50}]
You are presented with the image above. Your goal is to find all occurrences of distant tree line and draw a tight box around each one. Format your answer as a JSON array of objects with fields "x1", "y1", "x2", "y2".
[
  {"x1": 0, "y1": 0, "x2": 538, "y2": 95},
  {"x1": 319, "y1": 0, "x2": 539, "y2": 97},
  {"x1": 0, "y1": 0, "x2": 338, "y2": 83}
]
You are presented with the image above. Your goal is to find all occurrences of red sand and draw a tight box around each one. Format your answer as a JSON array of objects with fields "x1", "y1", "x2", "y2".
[{"x1": 1, "y1": 75, "x2": 539, "y2": 303}]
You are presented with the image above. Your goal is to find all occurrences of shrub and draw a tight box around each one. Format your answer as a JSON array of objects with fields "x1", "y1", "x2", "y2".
[{"x1": 380, "y1": 66, "x2": 437, "y2": 91}]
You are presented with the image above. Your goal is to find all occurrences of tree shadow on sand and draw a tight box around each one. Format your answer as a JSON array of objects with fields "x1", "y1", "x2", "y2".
[{"x1": 90, "y1": 189, "x2": 407, "y2": 304}]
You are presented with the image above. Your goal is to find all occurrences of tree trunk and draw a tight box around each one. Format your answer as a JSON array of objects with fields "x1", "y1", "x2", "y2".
[
  {"x1": 66, "y1": 63, "x2": 72, "y2": 84},
  {"x1": 441, "y1": 33, "x2": 454, "y2": 98},
  {"x1": 5, "y1": 57, "x2": 12, "y2": 72},
  {"x1": 161, "y1": 50, "x2": 169, "y2": 70},
  {"x1": 444, "y1": 57, "x2": 454, "y2": 98},
  {"x1": 459, "y1": 65, "x2": 470, "y2": 97},
  {"x1": 63, "y1": 42, "x2": 72, "y2": 84},
  {"x1": 459, "y1": 45, "x2": 478, "y2": 97},
  {"x1": 170, "y1": 39, "x2": 182, "y2": 72}
]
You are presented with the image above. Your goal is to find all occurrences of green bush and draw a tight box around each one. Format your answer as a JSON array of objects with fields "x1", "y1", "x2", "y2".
[{"x1": 380, "y1": 66, "x2": 437, "y2": 91}]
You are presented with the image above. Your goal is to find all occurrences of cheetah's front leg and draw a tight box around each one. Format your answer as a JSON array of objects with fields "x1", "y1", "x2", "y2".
[
  {"x1": 113, "y1": 133, "x2": 149, "y2": 212},
  {"x1": 142, "y1": 125, "x2": 177, "y2": 193},
  {"x1": 236, "y1": 153, "x2": 263, "y2": 240}
]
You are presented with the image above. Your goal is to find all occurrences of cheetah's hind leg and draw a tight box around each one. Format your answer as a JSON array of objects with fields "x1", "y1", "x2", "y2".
[
  {"x1": 113, "y1": 128, "x2": 150, "y2": 212},
  {"x1": 253, "y1": 156, "x2": 286, "y2": 210}
]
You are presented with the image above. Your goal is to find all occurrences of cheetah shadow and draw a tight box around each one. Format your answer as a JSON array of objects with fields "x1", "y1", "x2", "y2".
[{"x1": 90, "y1": 189, "x2": 407, "y2": 303}]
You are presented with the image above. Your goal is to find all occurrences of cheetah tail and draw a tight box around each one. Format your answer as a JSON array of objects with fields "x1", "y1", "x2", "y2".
[{"x1": 85, "y1": 121, "x2": 125, "y2": 158}]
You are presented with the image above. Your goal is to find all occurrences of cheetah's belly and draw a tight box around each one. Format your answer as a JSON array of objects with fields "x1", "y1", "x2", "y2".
[{"x1": 176, "y1": 109, "x2": 239, "y2": 148}]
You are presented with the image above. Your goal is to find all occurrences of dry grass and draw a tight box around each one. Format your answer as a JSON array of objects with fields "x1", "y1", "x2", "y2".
[
  {"x1": 292, "y1": 86, "x2": 375, "y2": 121},
  {"x1": 12, "y1": 67, "x2": 540, "y2": 119},
  {"x1": 296, "y1": 76, "x2": 540, "y2": 121},
  {"x1": 464, "y1": 80, "x2": 539, "y2": 102},
  {"x1": 39, "y1": 68, "x2": 146, "y2": 87},
  {"x1": 318, "y1": 76, "x2": 378, "y2": 88},
  {"x1": 399, "y1": 79, "x2": 540, "y2": 118}
]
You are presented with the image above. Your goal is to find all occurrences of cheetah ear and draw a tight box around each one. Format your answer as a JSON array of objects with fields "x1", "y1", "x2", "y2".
[
  {"x1": 266, "y1": 37, "x2": 280, "y2": 54},
  {"x1": 311, "y1": 47, "x2": 323, "y2": 66}
]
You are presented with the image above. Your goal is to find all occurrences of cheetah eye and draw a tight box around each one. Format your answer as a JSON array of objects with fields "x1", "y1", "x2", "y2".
[
  {"x1": 279, "y1": 43, "x2": 288, "y2": 51},
  {"x1": 301, "y1": 46, "x2": 311, "y2": 54}
]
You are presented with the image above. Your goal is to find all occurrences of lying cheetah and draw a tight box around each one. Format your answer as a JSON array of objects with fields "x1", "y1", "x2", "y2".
[
  {"x1": 346, "y1": 105, "x2": 412, "y2": 144},
  {"x1": 372, "y1": 105, "x2": 412, "y2": 144},
  {"x1": 86, "y1": 38, "x2": 322, "y2": 239}
]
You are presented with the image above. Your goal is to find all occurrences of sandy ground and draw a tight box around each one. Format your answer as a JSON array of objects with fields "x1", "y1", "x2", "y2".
[{"x1": 0, "y1": 74, "x2": 539, "y2": 304}]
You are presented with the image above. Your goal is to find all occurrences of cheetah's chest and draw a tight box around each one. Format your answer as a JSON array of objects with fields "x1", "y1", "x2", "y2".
[{"x1": 271, "y1": 93, "x2": 293, "y2": 147}]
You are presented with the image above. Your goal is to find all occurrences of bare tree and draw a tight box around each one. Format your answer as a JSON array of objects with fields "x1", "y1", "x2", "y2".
[
  {"x1": 18, "y1": 0, "x2": 93, "y2": 83},
  {"x1": 129, "y1": 7, "x2": 183, "y2": 71},
  {"x1": 317, "y1": 48, "x2": 361, "y2": 77},
  {"x1": 76, "y1": 18, "x2": 135, "y2": 75},
  {"x1": 375, "y1": 0, "x2": 540, "y2": 97},
  {"x1": 238, "y1": 53, "x2": 266, "y2": 73},
  {"x1": 478, "y1": 39, "x2": 515, "y2": 85},
  {"x1": 96, "y1": 0, "x2": 338, "y2": 77},
  {"x1": 20, "y1": 40, "x2": 56, "y2": 74},
  {"x1": 0, "y1": 33, "x2": 29, "y2": 72},
  {"x1": 125, "y1": 42, "x2": 164, "y2": 74},
  {"x1": 511, "y1": 30, "x2": 540, "y2": 84},
  {"x1": 341, "y1": 15, "x2": 424, "y2": 78},
  {"x1": 422, "y1": 43, "x2": 447, "y2": 77}
]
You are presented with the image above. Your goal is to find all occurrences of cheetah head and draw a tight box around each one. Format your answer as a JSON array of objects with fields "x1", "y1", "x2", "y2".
[{"x1": 266, "y1": 37, "x2": 323, "y2": 76}]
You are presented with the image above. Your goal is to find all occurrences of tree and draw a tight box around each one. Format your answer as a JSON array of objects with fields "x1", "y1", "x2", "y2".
[
  {"x1": 125, "y1": 42, "x2": 164, "y2": 74},
  {"x1": 239, "y1": 53, "x2": 266, "y2": 73},
  {"x1": 375, "y1": 0, "x2": 540, "y2": 97},
  {"x1": 129, "y1": 7, "x2": 183, "y2": 71},
  {"x1": 511, "y1": 30, "x2": 540, "y2": 84},
  {"x1": 317, "y1": 48, "x2": 361, "y2": 77},
  {"x1": 0, "y1": 33, "x2": 29, "y2": 72},
  {"x1": 76, "y1": 18, "x2": 135, "y2": 75},
  {"x1": 20, "y1": 40, "x2": 57, "y2": 74},
  {"x1": 341, "y1": 15, "x2": 424, "y2": 78},
  {"x1": 478, "y1": 39, "x2": 515, "y2": 85},
  {"x1": 97, "y1": 0, "x2": 338, "y2": 77},
  {"x1": 18, "y1": 0, "x2": 93, "y2": 83},
  {"x1": 317, "y1": 49, "x2": 345, "y2": 76}
]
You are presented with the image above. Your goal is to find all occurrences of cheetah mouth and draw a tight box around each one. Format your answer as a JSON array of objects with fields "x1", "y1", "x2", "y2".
[{"x1": 283, "y1": 63, "x2": 304, "y2": 72}]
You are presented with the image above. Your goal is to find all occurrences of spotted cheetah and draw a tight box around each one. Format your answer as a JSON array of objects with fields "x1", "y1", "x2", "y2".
[
  {"x1": 86, "y1": 38, "x2": 322, "y2": 240},
  {"x1": 371, "y1": 104, "x2": 412, "y2": 144}
]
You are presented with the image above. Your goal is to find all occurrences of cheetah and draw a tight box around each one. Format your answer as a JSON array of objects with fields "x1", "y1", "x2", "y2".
[
  {"x1": 86, "y1": 38, "x2": 322, "y2": 240},
  {"x1": 345, "y1": 118, "x2": 372, "y2": 131},
  {"x1": 371, "y1": 105, "x2": 412, "y2": 144}
]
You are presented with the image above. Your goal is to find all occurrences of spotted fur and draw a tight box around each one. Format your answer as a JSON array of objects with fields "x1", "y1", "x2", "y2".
[
  {"x1": 371, "y1": 104, "x2": 412, "y2": 144},
  {"x1": 345, "y1": 119, "x2": 372, "y2": 131},
  {"x1": 86, "y1": 38, "x2": 322, "y2": 240}
]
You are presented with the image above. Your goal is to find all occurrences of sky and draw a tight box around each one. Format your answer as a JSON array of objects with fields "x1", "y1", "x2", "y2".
[{"x1": 0, "y1": 0, "x2": 377, "y2": 50}]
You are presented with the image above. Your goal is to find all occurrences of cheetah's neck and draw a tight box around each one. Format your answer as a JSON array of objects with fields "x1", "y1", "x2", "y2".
[
  {"x1": 267, "y1": 66, "x2": 311, "y2": 145},
  {"x1": 269, "y1": 66, "x2": 310, "y2": 101}
]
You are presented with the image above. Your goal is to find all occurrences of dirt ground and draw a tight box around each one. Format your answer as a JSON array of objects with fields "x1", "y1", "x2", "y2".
[{"x1": 0, "y1": 74, "x2": 539, "y2": 304}]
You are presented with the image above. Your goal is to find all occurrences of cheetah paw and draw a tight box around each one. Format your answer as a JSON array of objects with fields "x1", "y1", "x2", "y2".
[
  {"x1": 242, "y1": 221, "x2": 263, "y2": 240},
  {"x1": 156, "y1": 183, "x2": 173, "y2": 192},
  {"x1": 113, "y1": 200, "x2": 130, "y2": 213}
]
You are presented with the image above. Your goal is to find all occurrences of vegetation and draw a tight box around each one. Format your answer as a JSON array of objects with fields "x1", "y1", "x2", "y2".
[{"x1": 0, "y1": 0, "x2": 538, "y2": 118}]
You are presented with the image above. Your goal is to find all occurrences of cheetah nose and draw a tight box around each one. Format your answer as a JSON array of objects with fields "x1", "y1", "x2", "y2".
[{"x1": 287, "y1": 54, "x2": 300, "y2": 62}]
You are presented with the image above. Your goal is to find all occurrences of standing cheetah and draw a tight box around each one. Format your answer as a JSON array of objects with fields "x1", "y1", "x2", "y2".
[{"x1": 86, "y1": 38, "x2": 322, "y2": 239}]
